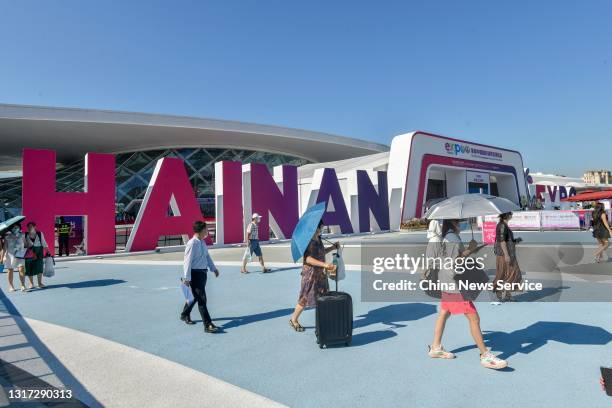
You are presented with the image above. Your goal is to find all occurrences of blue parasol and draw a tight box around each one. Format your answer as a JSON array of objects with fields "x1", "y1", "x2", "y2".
[
  {"x1": 291, "y1": 202, "x2": 326, "y2": 262},
  {"x1": 0, "y1": 216, "x2": 25, "y2": 235}
]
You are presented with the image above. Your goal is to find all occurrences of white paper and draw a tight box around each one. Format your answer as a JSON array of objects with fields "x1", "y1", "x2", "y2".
[{"x1": 180, "y1": 282, "x2": 194, "y2": 302}]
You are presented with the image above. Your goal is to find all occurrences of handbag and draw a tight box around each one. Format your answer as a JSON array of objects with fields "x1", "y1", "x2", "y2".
[
  {"x1": 493, "y1": 242, "x2": 503, "y2": 256},
  {"x1": 329, "y1": 246, "x2": 346, "y2": 281},
  {"x1": 421, "y1": 267, "x2": 442, "y2": 299},
  {"x1": 454, "y1": 263, "x2": 489, "y2": 301},
  {"x1": 43, "y1": 256, "x2": 55, "y2": 278},
  {"x1": 14, "y1": 248, "x2": 27, "y2": 259},
  {"x1": 421, "y1": 240, "x2": 446, "y2": 299}
]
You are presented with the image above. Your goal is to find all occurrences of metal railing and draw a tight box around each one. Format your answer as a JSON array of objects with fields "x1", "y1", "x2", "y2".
[{"x1": 114, "y1": 223, "x2": 217, "y2": 251}]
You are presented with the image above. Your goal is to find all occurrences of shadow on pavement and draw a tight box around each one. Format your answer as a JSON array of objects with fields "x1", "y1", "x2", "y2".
[
  {"x1": 216, "y1": 308, "x2": 294, "y2": 330},
  {"x1": 513, "y1": 286, "x2": 570, "y2": 302},
  {"x1": 354, "y1": 303, "x2": 437, "y2": 329},
  {"x1": 451, "y1": 321, "x2": 612, "y2": 360},
  {"x1": 261, "y1": 267, "x2": 298, "y2": 274},
  {"x1": 350, "y1": 330, "x2": 397, "y2": 347},
  {"x1": 41, "y1": 279, "x2": 126, "y2": 290},
  {"x1": 0, "y1": 289, "x2": 101, "y2": 407}
]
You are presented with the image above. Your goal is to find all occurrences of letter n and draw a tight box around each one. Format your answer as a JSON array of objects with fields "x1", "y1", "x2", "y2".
[
  {"x1": 348, "y1": 170, "x2": 390, "y2": 232},
  {"x1": 242, "y1": 163, "x2": 298, "y2": 240}
]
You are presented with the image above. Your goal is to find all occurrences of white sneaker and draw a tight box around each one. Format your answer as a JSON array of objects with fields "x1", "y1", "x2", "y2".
[
  {"x1": 428, "y1": 345, "x2": 455, "y2": 359},
  {"x1": 480, "y1": 351, "x2": 508, "y2": 369}
]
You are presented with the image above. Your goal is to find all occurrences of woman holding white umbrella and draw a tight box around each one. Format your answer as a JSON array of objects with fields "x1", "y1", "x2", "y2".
[
  {"x1": 424, "y1": 194, "x2": 518, "y2": 369},
  {"x1": 428, "y1": 218, "x2": 508, "y2": 370}
]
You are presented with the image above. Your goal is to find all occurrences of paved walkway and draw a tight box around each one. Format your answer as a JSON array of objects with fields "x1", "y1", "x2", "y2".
[{"x1": 0, "y1": 253, "x2": 610, "y2": 407}]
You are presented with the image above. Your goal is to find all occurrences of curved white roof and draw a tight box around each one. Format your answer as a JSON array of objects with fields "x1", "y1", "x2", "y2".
[{"x1": 0, "y1": 104, "x2": 388, "y2": 171}]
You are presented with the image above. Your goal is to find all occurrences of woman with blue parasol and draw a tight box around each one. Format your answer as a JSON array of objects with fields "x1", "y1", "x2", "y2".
[{"x1": 289, "y1": 202, "x2": 339, "y2": 332}]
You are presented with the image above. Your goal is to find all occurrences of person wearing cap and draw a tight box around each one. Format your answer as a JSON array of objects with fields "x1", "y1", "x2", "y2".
[{"x1": 241, "y1": 213, "x2": 269, "y2": 274}]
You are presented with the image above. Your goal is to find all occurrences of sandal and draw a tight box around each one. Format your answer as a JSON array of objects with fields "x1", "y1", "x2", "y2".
[{"x1": 289, "y1": 319, "x2": 305, "y2": 332}]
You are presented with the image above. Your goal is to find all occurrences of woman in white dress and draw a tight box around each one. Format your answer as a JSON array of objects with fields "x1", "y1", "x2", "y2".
[{"x1": 2, "y1": 223, "x2": 27, "y2": 292}]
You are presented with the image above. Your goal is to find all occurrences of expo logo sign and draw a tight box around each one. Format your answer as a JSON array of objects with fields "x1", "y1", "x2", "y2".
[{"x1": 444, "y1": 142, "x2": 471, "y2": 156}]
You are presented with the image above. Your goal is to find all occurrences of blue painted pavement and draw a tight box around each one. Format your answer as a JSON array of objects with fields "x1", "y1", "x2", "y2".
[{"x1": 0, "y1": 261, "x2": 610, "y2": 407}]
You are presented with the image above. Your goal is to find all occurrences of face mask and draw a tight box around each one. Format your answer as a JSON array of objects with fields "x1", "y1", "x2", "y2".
[{"x1": 12, "y1": 226, "x2": 20, "y2": 233}]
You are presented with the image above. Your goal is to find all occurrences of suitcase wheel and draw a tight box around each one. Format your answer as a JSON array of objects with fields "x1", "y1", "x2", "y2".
[{"x1": 319, "y1": 343, "x2": 324, "y2": 349}]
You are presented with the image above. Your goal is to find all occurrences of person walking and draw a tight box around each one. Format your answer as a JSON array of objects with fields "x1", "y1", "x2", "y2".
[
  {"x1": 425, "y1": 219, "x2": 443, "y2": 266},
  {"x1": 592, "y1": 202, "x2": 611, "y2": 263},
  {"x1": 181, "y1": 221, "x2": 220, "y2": 333},
  {"x1": 2, "y1": 223, "x2": 27, "y2": 292},
  {"x1": 535, "y1": 197, "x2": 543, "y2": 210},
  {"x1": 428, "y1": 219, "x2": 508, "y2": 370},
  {"x1": 289, "y1": 221, "x2": 338, "y2": 332},
  {"x1": 56, "y1": 217, "x2": 72, "y2": 257},
  {"x1": 240, "y1": 213, "x2": 269, "y2": 274},
  {"x1": 23, "y1": 222, "x2": 49, "y2": 290},
  {"x1": 492, "y1": 212, "x2": 523, "y2": 302},
  {"x1": 421, "y1": 220, "x2": 444, "y2": 298}
]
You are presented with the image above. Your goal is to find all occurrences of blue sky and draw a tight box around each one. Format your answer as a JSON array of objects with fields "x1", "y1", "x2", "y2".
[{"x1": 1, "y1": 0, "x2": 610, "y2": 177}]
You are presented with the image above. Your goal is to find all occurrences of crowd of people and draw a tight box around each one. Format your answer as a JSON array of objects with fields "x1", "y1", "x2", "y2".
[
  {"x1": 180, "y1": 210, "x2": 549, "y2": 371},
  {"x1": 423, "y1": 201, "x2": 611, "y2": 374},
  {"x1": 2, "y1": 201, "x2": 609, "y2": 378}
]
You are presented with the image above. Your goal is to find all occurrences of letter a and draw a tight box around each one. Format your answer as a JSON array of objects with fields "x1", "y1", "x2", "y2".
[{"x1": 126, "y1": 157, "x2": 203, "y2": 252}]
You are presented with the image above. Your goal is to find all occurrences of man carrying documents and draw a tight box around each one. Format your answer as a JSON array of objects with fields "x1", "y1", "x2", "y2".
[{"x1": 180, "y1": 221, "x2": 220, "y2": 333}]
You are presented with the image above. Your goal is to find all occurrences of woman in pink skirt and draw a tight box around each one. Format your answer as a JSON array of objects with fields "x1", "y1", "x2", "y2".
[{"x1": 428, "y1": 219, "x2": 508, "y2": 370}]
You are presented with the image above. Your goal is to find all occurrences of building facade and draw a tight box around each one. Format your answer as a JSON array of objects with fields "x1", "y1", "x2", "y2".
[
  {"x1": 583, "y1": 170, "x2": 611, "y2": 185},
  {"x1": 0, "y1": 104, "x2": 388, "y2": 222}
]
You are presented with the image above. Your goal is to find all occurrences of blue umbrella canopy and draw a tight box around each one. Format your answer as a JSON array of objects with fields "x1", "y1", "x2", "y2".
[
  {"x1": 0, "y1": 216, "x2": 25, "y2": 235},
  {"x1": 291, "y1": 202, "x2": 326, "y2": 262}
]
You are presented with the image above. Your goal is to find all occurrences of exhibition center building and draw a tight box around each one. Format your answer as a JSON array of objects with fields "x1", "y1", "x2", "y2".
[
  {"x1": 9, "y1": 103, "x2": 604, "y2": 238},
  {"x1": 0, "y1": 104, "x2": 388, "y2": 221}
]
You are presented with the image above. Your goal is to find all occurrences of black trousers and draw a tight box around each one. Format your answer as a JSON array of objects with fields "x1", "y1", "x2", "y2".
[
  {"x1": 181, "y1": 269, "x2": 212, "y2": 325},
  {"x1": 58, "y1": 236, "x2": 70, "y2": 257}
]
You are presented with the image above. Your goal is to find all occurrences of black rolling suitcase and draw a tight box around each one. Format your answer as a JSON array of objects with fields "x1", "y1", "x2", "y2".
[{"x1": 315, "y1": 276, "x2": 353, "y2": 348}]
